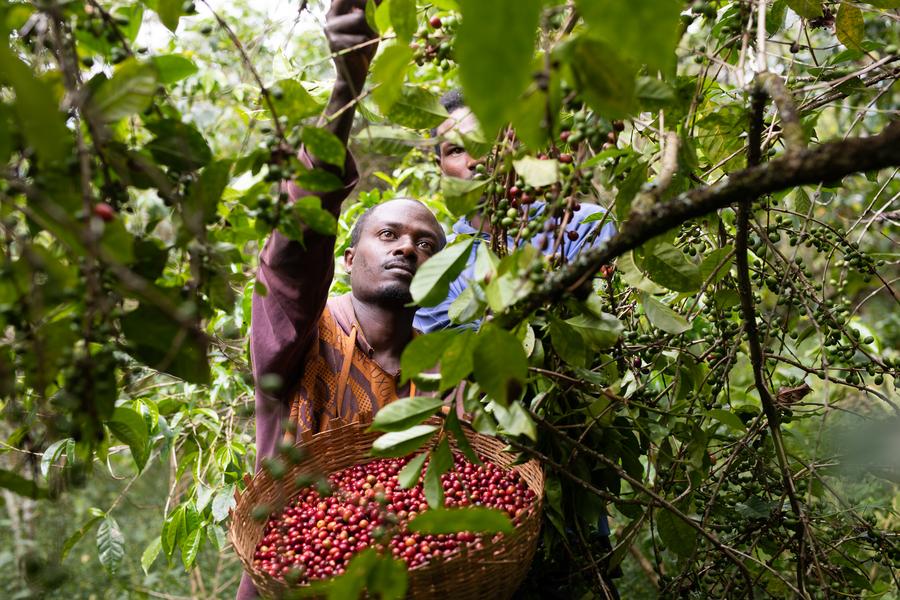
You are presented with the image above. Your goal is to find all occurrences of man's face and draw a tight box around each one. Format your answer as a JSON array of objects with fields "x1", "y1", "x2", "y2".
[
  {"x1": 437, "y1": 107, "x2": 484, "y2": 180},
  {"x1": 345, "y1": 200, "x2": 444, "y2": 307}
]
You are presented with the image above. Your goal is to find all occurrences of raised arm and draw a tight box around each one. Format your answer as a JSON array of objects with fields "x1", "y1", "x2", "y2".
[{"x1": 249, "y1": 0, "x2": 378, "y2": 463}]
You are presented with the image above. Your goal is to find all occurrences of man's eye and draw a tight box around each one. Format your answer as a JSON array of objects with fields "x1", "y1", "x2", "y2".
[
  {"x1": 418, "y1": 240, "x2": 435, "y2": 252},
  {"x1": 380, "y1": 230, "x2": 396, "y2": 239},
  {"x1": 447, "y1": 146, "x2": 464, "y2": 156}
]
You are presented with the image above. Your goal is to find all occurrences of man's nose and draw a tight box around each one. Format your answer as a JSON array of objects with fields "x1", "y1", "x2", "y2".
[{"x1": 391, "y1": 236, "x2": 417, "y2": 259}]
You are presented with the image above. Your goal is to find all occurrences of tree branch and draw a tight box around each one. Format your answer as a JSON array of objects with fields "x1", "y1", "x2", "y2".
[{"x1": 496, "y1": 120, "x2": 900, "y2": 327}]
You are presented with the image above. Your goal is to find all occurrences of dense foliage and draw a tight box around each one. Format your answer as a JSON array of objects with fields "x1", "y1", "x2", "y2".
[{"x1": 0, "y1": 0, "x2": 898, "y2": 598}]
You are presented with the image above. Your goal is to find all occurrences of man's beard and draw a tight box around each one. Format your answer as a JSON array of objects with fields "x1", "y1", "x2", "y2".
[{"x1": 372, "y1": 283, "x2": 413, "y2": 307}]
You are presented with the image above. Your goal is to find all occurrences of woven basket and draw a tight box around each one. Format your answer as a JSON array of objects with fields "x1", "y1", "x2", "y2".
[{"x1": 228, "y1": 418, "x2": 544, "y2": 599}]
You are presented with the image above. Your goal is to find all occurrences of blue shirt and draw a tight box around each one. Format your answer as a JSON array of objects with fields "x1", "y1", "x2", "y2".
[{"x1": 414, "y1": 201, "x2": 617, "y2": 333}]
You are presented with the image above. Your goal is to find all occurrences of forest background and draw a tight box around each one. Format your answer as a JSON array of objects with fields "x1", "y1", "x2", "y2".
[{"x1": 0, "y1": 0, "x2": 898, "y2": 598}]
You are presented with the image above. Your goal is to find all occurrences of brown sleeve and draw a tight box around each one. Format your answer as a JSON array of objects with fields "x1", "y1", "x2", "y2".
[{"x1": 249, "y1": 151, "x2": 358, "y2": 468}]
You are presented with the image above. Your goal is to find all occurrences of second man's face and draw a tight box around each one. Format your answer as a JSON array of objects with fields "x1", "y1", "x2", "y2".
[{"x1": 437, "y1": 108, "x2": 484, "y2": 180}]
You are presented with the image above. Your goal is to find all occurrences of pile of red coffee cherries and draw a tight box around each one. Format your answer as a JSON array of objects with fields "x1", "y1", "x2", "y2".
[{"x1": 252, "y1": 452, "x2": 535, "y2": 584}]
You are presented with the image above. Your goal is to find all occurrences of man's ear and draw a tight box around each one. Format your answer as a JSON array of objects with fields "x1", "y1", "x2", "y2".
[{"x1": 344, "y1": 247, "x2": 355, "y2": 274}]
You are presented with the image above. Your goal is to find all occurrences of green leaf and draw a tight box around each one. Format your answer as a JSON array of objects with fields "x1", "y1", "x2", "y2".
[
  {"x1": 656, "y1": 509, "x2": 697, "y2": 558},
  {"x1": 185, "y1": 160, "x2": 232, "y2": 231},
  {"x1": 473, "y1": 324, "x2": 528, "y2": 406},
  {"x1": 181, "y1": 526, "x2": 203, "y2": 569},
  {"x1": 400, "y1": 330, "x2": 455, "y2": 383},
  {"x1": 141, "y1": 536, "x2": 162, "y2": 575},
  {"x1": 442, "y1": 177, "x2": 487, "y2": 217},
  {"x1": 370, "y1": 396, "x2": 445, "y2": 432},
  {"x1": 145, "y1": 119, "x2": 212, "y2": 171},
  {"x1": 87, "y1": 58, "x2": 159, "y2": 123},
  {"x1": 371, "y1": 43, "x2": 414, "y2": 112},
  {"x1": 566, "y1": 313, "x2": 623, "y2": 350},
  {"x1": 440, "y1": 329, "x2": 477, "y2": 391},
  {"x1": 294, "y1": 168, "x2": 344, "y2": 193},
  {"x1": 153, "y1": 0, "x2": 184, "y2": 32},
  {"x1": 40, "y1": 438, "x2": 71, "y2": 478},
  {"x1": 456, "y1": 0, "x2": 542, "y2": 136},
  {"x1": 708, "y1": 409, "x2": 747, "y2": 431},
  {"x1": 698, "y1": 247, "x2": 734, "y2": 285},
  {"x1": 410, "y1": 238, "x2": 475, "y2": 307},
  {"x1": 619, "y1": 251, "x2": 666, "y2": 294},
  {"x1": 576, "y1": 0, "x2": 682, "y2": 72},
  {"x1": 786, "y1": 0, "x2": 824, "y2": 18},
  {"x1": 121, "y1": 302, "x2": 210, "y2": 385},
  {"x1": 513, "y1": 157, "x2": 559, "y2": 188},
  {"x1": 490, "y1": 401, "x2": 537, "y2": 441},
  {"x1": 0, "y1": 45, "x2": 72, "y2": 165},
  {"x1": 424, "y1": 436, "x2": 452, "y2": 508},
  {"x1": 562, "y1": 36, "x2": 638, "y2": 119},
  {"x1": 270, "y1": 79, "x2": 322, "y2": 124},
  {"x1": 61, "y1": 514, "x2": 104, "y2": 560},
  {"x1": 371, "y1": 425, "x2": 438, "y2": 457},
  {"x1": 151, "y1": 54, "x2": 198, "y2": 84},
  {"x1": 301, "y1": 126, "x2": 346, "y2": 169},
  {"x1": 385, "y1": 86, "x2": 450, "y2": 129},
  {"x1": 292, "y1": 196, "x2": 338, "y2": 236},
  {"x1": 445, "y1": 409, "x2": 481, "y2": 465},
  {"x1": 328, "y1": 549, "x2": 377, "y2": 600},
  {"x1": 0, "y1": 469, "x2": 50, "y2": 500},
  {"x1": 390, "y1": 0, "x2": 417, "y2": 42},
  {"x1": 97, "y1": 516, "x2": 125, "y2": 574},
  {"x1": 162, "y1": 506, "x2": 184, "y2": 559},
  {"x1": 211, "y1": 487, "x2": 236, "y2": 523},
  {"x1": 641, "y1": 293, "x2": 691, "y2": 335},
  {"x1": 367, "y1": 554, "x2": 409, "y2": 600},
  {"x1": 835, "y1": 2, "x2": 864, "y2": 50},
  {"x1": 550, "y1": 317, "x2": 587, "y2": 367},
  {"x1": 641, "y1": 243, "x2": 701, "y2": 293},
  {"x1": 768, "y1": 0, "x2": 788, "y2": 34},
  {"x1": 408, "y1": 507, "x2": 513, "y2": 534},
  {"x1": 398, "y1": 452, "x2": 428, "y2": 488},
  {"x1": 106, "y1": 407, "x2": 150, "y2": 471},
  {"x1": 636, "y1": 76, "x2": 676, "y2": 110}
]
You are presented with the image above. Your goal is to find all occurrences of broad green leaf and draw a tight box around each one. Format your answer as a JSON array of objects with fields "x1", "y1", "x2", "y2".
[
  {"x1": 97, "y1": 516, "x2": 125, "y2": 574},
  {"x1": 566, "y1": 313, "x2": 623, "y2": 350},
  {"x1": 513, "y1": 157, "x2": 559, "y2": 188},
  {"x1": 636, "y1": 76, "x2": 676, "y2": 110},
  {"x1": 162, "y1": 506, "x2": 184, "y2": 558},
  {"x1": 736, "y1": 496, "x2": 775, "y2": 519},
  {"x1": 641, "y1": 293, "x2": 691, "y2": 335},
  {"x1": 106, "y1": 407, "x2": 150, "y2": 471},
  {"x1": 61, "y1": 514, "x2": 104, "y2": 560},
  {"x1": 708, "y1": 409, "x2": 747, "y2": 431},
  {"x1": 698, "y1": 247, "x2": 734, "y2": 285},
  {"x1": 656, "y1": 509, "x2": 697, "y2": 558},
  {"x1": 185, "y1": 160, "x2": 232, "y2": 231},
  {"x1": 576, "y1": 0, "x2": 682, "y2": 72},
  {"x1": 410, "y1": 238, "x2": 474, "y2": 307},
  {"x1": 511, "y1": 89, "x2": 551, "y2": 149},
  {"x1": 398, "y1": 452, "x2": 428, "y2": 488},
  {"x1": 390, "y1": 0, "x2": 416, "y2": 42},
  {"x1": 619, "y1": 252, "x2": 666, "y2": 293},
  {"x1": 292, "y1": 196, "x2": 338, "y2": 236},
  {"x1": 786, "y1": 0, "x2": 824, "y2": 18},
  {"x1": 400, "y1": 330, "x2": 455, "y2": 383},
  {"x1": 0, "y1": 45, "x2": 71, "y2": 165},
  {"x1": 385, "y1": 86, "x2": 449, "y2": 129},
  {"x1": 768, "y1": 0, "x2": 788, "y2": 34},
  {"x1": 270, "y1": 79, "x2": 322, "y2": 124},
  {"x1": 371, "y1": 43, "x2": 414, "y2": 112},
  {"x1": 141, "y1": 536, "x2": 162, "y2": 575},
  {"x1": 424, "y1": 436, "x2": 452, "y2": 508},
  {"x1": 40, "y1": 438, "x2": 71, "y2": 478},
  {"x1": 121, "y1": 302, "x2": 210, "y2": 385},
  {"x1": 301, "y1": 126, "x2": 346, "y2": 169},
  {"x1": 562, "y1": 36, "x2": 638, "y2": 119},
  {"x1": 211, "y1": 487, "x2": 236, "y2": 523},
  {"x1": 442, "y1": 177, "x2": 487, "y2": 217},
  {"x1": 182, "y1": 527, "x2": 203, "y2": 569},
  {"x1": 440, "y1": 329, "x2": 477, "y2": 391},
  {"x1": 87, "y1": 58, "x2": 159, "y2": 123},
  {"x1": 145, "y1": 119, "x2": 212, "y2": 172},
  {"x1": 369, "y1": 397, "x2": 444, "y2": 432},
  {"x1": 367, "y1": 553, "x2": 409, "y2": 600},
  {"x1": 0, "y1": 469, "x2": 49, "y2": 500},
  {"x1": 473, "y1": 324, "x2": 528, "y2": 406},
  {"x1": 835, "y1": 3, "x2": 864, "y2": 50},
  {"x1": 641, "y1": 243, "x2": 701, "y2": 293},
  {"x1": 153, "y1": 0, "x2": 184, "y2": 32},
  {"x1": 409, "y1": 507, "x2": 513, "y2": 534},
  {"x1": 152, "y1": 54, "x2": 198, "y2": 84},
  {"x1": 490, "y1": 401, "x2": 537, "y2": 440},
  {"x1": 550, "y1": 317, "x2": 587, "y2": 367},
  {"x1": 328, "y1": 549, "x2": 377, "y2": 600},
  {"x1": 456, "y1": 0, "x2": 542, "y2": 136},
  {"x1": 294, "y1": 168, "x2": 344, "y2": 192},
  {"x1": 371, "y1": 425, "x2": 438, "y2": 457},
  {"x1": 448, "y1": 285, "x2": 483, "y2": 325}
]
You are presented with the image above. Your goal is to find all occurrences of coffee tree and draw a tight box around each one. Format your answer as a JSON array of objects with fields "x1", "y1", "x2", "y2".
[{"x1": 0, "y1": 0, "x2": 897, "y2": 597}]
